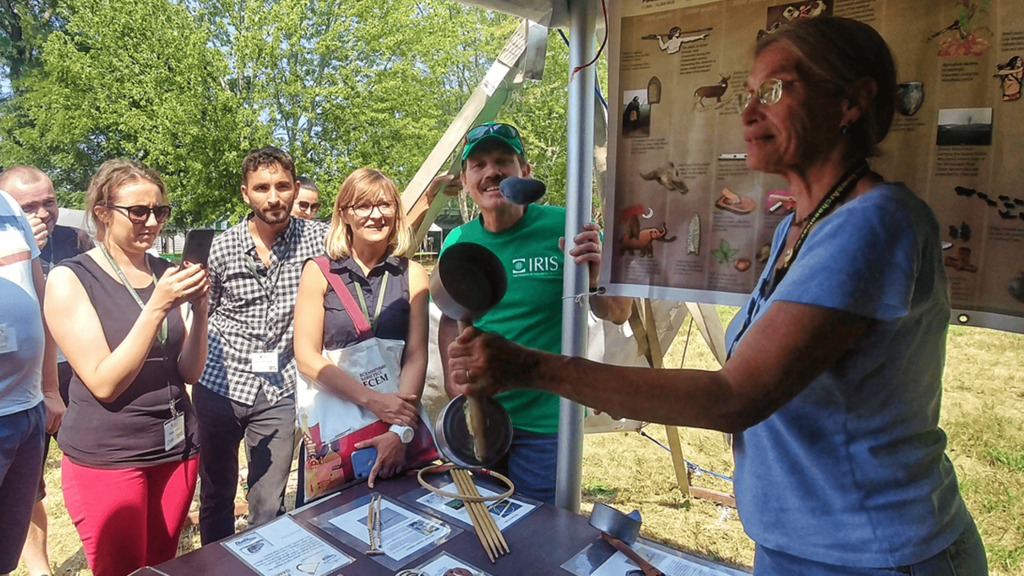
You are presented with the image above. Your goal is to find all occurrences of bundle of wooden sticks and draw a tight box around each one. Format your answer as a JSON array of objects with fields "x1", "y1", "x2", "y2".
[{"x1": 450, "y1": 468, "x2": 509, "y2": 563}]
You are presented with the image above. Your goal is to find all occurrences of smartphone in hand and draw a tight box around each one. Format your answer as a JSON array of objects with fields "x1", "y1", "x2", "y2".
[
  {"x1": 352, "y1": 447, "x2": 378, "y2": 481},
  {"x1": 181, "y1": 228, "x2": 215, "y2": 266}
]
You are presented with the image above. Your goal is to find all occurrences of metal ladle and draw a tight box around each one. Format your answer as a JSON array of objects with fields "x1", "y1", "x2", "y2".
[{"x1": 430, "y1": 242, "x2": 512, "y2": 469}]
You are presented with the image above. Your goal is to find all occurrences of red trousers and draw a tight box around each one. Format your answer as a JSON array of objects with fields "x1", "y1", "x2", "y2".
[{"x1": 61, "y1": 455, "x2": 198, "y2": 576}]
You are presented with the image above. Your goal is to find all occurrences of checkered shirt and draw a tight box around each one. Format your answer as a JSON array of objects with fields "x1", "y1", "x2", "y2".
[{"x1": 199, "y1": 216, "x2": 329, "y2": 406}]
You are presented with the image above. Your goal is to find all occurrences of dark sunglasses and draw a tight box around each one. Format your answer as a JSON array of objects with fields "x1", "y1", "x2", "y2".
[
  {"x1": 461, "y1": 122, "x2": 525, "y2": 161},
  {"x1": 464, "y1": 122, "x2": 522, "y2": 146},
  {"x1": 297, "y1": 200, "x2": 321, "y2": 212},
  {"x1": 109, "y1": 204, "x2": 172, "y2": 224}
]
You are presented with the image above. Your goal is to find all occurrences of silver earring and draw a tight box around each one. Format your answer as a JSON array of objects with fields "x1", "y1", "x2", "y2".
[{"x1": 840, "y1": 124, "x2": 849, "y2": 135}]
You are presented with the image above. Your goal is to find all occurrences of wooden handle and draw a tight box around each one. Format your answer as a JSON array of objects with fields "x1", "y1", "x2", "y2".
[
  {"x1": 602, "y1": 534, "x2": 664, "y2": 576},
  {"x1": 457, "y1": 320, "x2": 488, "y2": 461}
]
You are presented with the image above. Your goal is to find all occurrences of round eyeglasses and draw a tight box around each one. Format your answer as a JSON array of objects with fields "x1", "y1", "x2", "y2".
[
  {"x1": 109, "y1": 204, "x2": 172, "y2": 224},
  {"x1": 346, "y1": 201, "x2": 396, "y2": 218},
  {"x1": 739, "y1": 78, "x2": 786, "y2": 111}
]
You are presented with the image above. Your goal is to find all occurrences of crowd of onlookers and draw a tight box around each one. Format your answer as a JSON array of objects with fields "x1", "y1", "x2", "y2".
[{"x1": 0, "y1": 118, "x2": 628, "y2": 576}]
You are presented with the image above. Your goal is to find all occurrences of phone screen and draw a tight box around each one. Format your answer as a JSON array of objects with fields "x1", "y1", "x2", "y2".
[{"x1": 181, "y1": 229, "x2": 215, "y2": 266}]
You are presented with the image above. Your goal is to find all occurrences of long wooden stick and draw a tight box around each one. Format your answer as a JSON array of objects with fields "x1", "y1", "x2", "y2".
[
  {"x1": 451, "y1": 470, "x2": 498, "y2": 562},
  {"x1": 457, "y1": 469, "x2": 509, "y2": 553},
  {"x1": 452, "y1": 470, "x2": 500, "y2": 559},
  {"x1": 454, "y1": 470, "x2": 505, "y2": 555}
]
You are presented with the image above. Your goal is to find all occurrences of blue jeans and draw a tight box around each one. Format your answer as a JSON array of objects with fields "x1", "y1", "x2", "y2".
[
  {"x1": 754, "y1": 515, "x2": 988, "y2": 576},
  {"x1": 490, "y1": 428, "x2": 558, "y2": 505},
  {"x1": 0, "y1": 402, "x2": 45, "y2": 573}
]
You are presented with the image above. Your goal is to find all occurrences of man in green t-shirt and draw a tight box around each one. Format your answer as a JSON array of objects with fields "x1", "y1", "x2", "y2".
[{"x1": 438, "y1": 122, "x2": 631, "y2": 504}]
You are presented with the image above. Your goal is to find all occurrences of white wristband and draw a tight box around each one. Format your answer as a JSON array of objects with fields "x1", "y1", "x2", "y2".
[{"x1": 389, "y1": 424, "x2": 415, "y2": 444}]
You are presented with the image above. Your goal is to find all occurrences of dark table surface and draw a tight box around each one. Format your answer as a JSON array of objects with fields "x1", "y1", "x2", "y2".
[{"x1": 145, "y1": 471, "x2": 609, "y2": 576}]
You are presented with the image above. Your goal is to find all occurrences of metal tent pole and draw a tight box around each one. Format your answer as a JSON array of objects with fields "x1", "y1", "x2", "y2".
[{"x1": 556, "y1": 0, "x2": 598, "y2": 513}]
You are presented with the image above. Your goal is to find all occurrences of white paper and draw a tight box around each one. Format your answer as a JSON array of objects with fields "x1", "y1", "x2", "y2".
[
  {"x1": 415, "y1": 481, "x2": 535, "y2": 531},
  {"x1": 592, "y1": 541, "x2": 727, "y2": 576},
  {"x1": 222, "y1": 515, "x2": 352, "y2": 576},
  {"x1": 410, "y1": 551, "x2": 494, "y2": 576},
  {"x1": 328, "y1": 498, "x2": 451, "y2": 562}
]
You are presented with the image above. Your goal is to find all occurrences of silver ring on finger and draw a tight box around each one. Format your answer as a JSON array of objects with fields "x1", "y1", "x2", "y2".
[{"x1": 466, "y1": 369, "x2": 472, "y2": 381}]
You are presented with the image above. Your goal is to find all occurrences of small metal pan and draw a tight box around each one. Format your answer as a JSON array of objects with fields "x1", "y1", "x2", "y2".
[
  {"x1": 434, "y1": 394, "x2": 513, "y2": 469},
  {"x1": 430, "y1": 242, "x2": 512, "y2": 468}
]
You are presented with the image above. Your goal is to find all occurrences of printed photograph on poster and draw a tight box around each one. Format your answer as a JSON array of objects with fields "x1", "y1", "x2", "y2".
[
  {"x1": 639, "y1": 161, "x2": 689, "y2": 194},
  {"x1": 927, "y1": 1, "x2": 991, "y2": 58},
  {"x1": 896, "y1": 81, "x2": 925, "y2": 116},
  {"x1": 622, "y1": 89, "x2": 651, "y2": 138},
  {"x1": 759, "y1": 0, "x2": 831, "y2": 39},
  {"x1": 936, "y1": 108, "x2": 992, "y2": 146}
]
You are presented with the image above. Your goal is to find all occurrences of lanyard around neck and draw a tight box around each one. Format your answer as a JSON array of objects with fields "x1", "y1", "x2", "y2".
[
  {"x1": 354, "y1": 271, "x2": 390, "y2": 333},
  {"x1": 769, "y1": 158, "x2": 870, "y2": 292},
  {"x1": 99, "y1": 243, "x2": 167, "y2": 347},
  {"x1": 245, "y1": 240, "x2": 290, "y2": 299}
]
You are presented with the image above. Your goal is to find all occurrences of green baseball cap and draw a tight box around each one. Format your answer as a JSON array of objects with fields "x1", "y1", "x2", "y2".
[{"x1": 461, "y1": 122, "x2": 525, "y2": 161}]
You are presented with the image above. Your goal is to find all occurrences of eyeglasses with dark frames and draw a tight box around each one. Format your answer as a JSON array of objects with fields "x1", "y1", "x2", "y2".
[
  {"x1": 345, "y1": 201, "x2": 396, "y2": 218},
  {"x1": 109, "y1": 204, "x2": 172, "y2": 224}
]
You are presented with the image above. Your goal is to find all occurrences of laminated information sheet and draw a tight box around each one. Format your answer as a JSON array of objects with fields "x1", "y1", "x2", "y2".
[{"x1": 222, "y1": 515, "x2": 353, "y2": 576}]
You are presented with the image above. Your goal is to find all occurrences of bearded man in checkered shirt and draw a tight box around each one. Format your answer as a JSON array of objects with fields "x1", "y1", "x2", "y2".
[{"x1": 194, "y1": 147, "x2": 328, "y2": 544}]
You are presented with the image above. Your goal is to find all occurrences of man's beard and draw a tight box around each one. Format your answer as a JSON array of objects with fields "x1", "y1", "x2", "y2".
[{"x1": 253, "y1": 205, "x2": 290, "y2": 225}]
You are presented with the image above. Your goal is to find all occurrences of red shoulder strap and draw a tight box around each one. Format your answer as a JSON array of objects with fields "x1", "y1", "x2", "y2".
[{"x1": 312, "y1": 256, "x2": 373, "y2": 341}]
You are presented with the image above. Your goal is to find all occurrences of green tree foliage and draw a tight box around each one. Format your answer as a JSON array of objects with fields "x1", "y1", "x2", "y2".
[
  {"x1": 0, "y1": 0, "x2": 62, "y2": 84},
  {"x1": 196, "y1": 0, "x2": 515, "y2": 219},
  {"x1": 0, "y1": 0, "x2": 252, "y2": 226},
  {"x1": 0, "y1": 0, "x2": 587, "y2": 225}
]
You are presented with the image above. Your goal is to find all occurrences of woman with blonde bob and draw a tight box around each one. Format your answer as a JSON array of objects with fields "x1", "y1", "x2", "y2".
[
  {"x1": 44, "y1": 159, "x2": 208, "y2": 576},
  {"x1": 294, "y1": 168, "x2": 429, "y2": 496}
]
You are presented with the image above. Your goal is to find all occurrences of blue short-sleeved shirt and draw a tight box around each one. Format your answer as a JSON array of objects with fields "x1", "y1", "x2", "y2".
[{"x1": 725, "y1": 183, "x2": 967, "y2": 568}]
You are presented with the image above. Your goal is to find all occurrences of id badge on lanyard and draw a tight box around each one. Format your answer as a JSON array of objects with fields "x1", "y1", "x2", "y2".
[
  {"x1": 164, "y1": 399, "x2": 185, "y2": 450},
  {"x1": 251, "y1": 351, "x2": 280, "y2": 373},
  {"x1": 245, "y1": 246, "x2": 288, "y2": 374}
]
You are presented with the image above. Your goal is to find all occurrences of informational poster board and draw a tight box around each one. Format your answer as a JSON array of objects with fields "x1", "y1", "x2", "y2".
[{"x1": 601, "y1": 0, "x2": 1024, "y2": 333}]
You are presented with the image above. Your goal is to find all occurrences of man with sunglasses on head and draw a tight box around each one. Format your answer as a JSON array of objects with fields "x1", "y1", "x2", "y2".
[
  {"x1": 437, "y1": 122, "x2": 631, "y2": 504},
  {"x1": 291, "y1": 177, "x2": 321, "y2": 220},
  {"x1": 194, "y1": 147, "x2": 329, "y2": 544},
  {"x1": 0, "y1": 165, "x2": 89, "y2": 576}
]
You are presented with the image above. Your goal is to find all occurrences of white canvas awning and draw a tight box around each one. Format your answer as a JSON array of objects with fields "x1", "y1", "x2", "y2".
[{"x1": 456, "y1": 0, "x2": 569, "y2": 27}]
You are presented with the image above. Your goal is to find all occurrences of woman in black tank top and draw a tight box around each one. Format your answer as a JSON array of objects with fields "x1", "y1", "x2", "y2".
[
  {"x1": 43, "y1": 160, "x2": 209, "y2": 576},
  {"x1": 294, "y1": 168, "x2": 431, "y2": 496}
]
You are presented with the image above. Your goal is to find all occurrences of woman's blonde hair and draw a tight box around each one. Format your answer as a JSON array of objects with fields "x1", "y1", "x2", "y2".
[
  {"x1": 85, "y1": 159, "x2": 168, "y2": 241},
  {"x1": 325, "y1": 168, "x2": 412, "y2": 259}
]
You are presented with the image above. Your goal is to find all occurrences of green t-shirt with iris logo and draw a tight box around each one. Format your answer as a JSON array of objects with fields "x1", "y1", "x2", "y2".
[{"x1": 440, "y1": 204, "x2": 566, "y2": 434}]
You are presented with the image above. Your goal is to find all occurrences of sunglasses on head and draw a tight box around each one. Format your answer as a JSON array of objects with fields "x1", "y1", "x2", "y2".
[
  {"x1": 464, "y1": 122, "x2": 522, "y2": 146},
  {"x1": 461, "y1": 122, "x2": 525, "y2": 161},
  {"x1": 297, "y1": 200, "x2": 321, "y2": 212},
  {"x1": 109, "y1": 204, "x2": 172, "y2": 224}
]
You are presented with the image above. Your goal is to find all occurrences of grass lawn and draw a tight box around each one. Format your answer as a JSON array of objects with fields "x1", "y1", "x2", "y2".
[{"x1": 16, "y1": 308, "x2": 1024, "y2": 575}]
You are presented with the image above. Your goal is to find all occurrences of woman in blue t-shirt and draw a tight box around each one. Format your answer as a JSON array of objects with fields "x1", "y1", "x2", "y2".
[{"x1": 447, "y1": 17, "x2": 986, "y2": 576}]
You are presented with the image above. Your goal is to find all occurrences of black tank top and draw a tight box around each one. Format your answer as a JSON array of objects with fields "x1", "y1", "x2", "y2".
[
  {"x1": 56, "y1": 253, "x2": 199, "y2": 468},
  {"x1": 321, "y1": 255, "x2": 411, "y2": 349}
]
